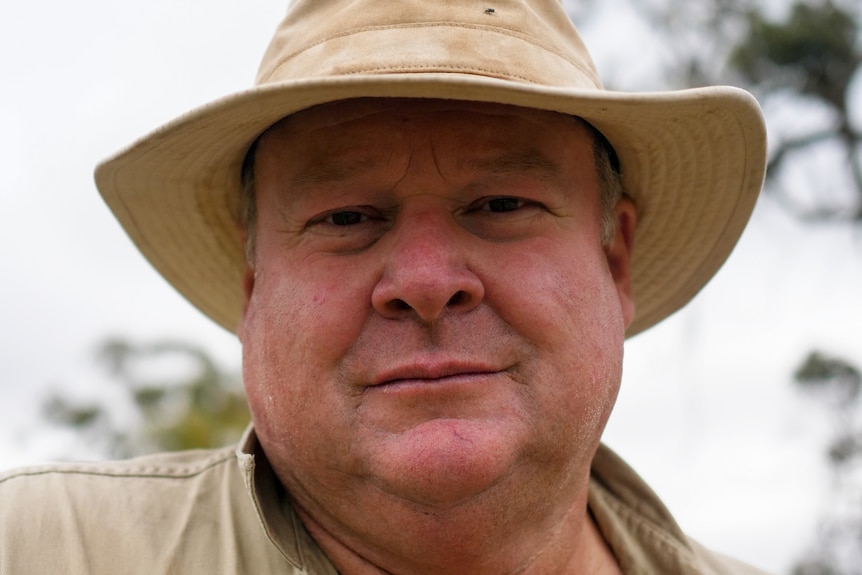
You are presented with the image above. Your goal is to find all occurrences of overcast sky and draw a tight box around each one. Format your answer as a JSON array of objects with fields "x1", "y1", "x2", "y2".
[{"x1": 2, "y1": 2, "x2": 861, "y2": 573}]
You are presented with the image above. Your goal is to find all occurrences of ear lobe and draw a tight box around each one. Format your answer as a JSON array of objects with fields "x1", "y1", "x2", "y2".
[{"x1": 604, "y1": 197, "x2": 637, "y2": 328}]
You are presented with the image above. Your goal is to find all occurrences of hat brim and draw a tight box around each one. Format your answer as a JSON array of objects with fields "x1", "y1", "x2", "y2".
[{"x1": 95, "y1": 73, "x2": 766, "y2": 337}]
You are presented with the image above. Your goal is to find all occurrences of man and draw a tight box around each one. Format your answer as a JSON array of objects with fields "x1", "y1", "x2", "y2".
[{"x1": 0, "y1": 1, "x2": 768, "y2": 573}]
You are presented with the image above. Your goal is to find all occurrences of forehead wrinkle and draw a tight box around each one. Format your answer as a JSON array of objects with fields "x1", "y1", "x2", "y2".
[{"x1": 267, "y1": 109, "x2": 410, "y2": 190}]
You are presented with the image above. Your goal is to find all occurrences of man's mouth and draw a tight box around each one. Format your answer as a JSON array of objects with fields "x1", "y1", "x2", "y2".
[{"x1": 370, "y1": 359, "x2": 502, "y2": 388}]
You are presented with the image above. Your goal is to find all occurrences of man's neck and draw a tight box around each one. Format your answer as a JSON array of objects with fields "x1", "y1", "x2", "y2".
[{"x1": 293, "y1": 491, "x2": 622, "y2": 575}]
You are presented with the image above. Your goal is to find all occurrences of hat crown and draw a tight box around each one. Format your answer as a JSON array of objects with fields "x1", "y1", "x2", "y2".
[{"x1": 257, "y1": 0, "x2": 602, "y2": 90}]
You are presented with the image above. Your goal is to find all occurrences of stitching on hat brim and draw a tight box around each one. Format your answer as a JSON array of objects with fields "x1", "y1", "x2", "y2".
[{"x1": 342, "y1": 64, "x2": 539, "y2": 84}]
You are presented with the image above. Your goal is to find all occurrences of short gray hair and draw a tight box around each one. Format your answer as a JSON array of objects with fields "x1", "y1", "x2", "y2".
[
  {"x1": 585, "y1": 121, "x2": 624, "y2": 246},
  {"x1": 239, "y1": 142, "x2": 259, "y2": 264}
]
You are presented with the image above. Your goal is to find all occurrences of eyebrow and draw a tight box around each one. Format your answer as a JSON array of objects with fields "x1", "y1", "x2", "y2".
[
  {"x1": 288, "y1": 158, "x2": 380, "y2": 188},
  {"x1": 460, "y1": 150, "x2": 564, "y2": 182}
]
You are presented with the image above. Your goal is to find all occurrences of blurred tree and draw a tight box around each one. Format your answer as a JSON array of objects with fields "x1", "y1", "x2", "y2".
[
  {"x1": 730, "y1": 0, "x2": 862, "y2": 222},
  {"x1": 43, "y1": 337, "x2": 248, "y2": 459},
  {"x1": 791, "y1": 352, "x2": 862, "y2": 575},
  {"x1": 571, "y1": 0, "x2": 862, "y2": 222}
]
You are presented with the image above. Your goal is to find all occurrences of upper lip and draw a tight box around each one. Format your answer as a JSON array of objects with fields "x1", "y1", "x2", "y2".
[{"x1": 370, "y1": 358, "x2": 502, "y2": 387}]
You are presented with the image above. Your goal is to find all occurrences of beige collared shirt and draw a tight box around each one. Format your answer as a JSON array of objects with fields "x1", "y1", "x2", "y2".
[{"x1": 0, "y1": 427, "x2": 768, "y2": 574}]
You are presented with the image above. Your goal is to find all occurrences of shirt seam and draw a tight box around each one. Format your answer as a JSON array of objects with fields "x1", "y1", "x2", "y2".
[{"x1": 0, "y1": 450, "x2": 235, "y2": 484}]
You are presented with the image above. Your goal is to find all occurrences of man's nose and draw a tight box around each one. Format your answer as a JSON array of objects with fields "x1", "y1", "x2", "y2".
[{"x1": 371, "y1": 210, "x2": 484, "y2": 323}]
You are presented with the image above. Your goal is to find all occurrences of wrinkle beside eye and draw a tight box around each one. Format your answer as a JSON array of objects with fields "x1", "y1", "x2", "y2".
[{"x1": 297, "y1": 205, "x2": 395, "y2": 254}]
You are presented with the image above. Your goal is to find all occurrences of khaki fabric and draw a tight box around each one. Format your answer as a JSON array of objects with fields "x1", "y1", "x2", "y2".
[
  {"x1": 0, "y1": 428, "x2": 769, "y2": 574},
  {"x1": 588, "y1": 447, "x2": 770, "y2": 575}
]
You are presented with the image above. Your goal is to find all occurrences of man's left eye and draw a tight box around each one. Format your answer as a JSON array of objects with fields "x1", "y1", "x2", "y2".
[
  {"x1": 326, "y1": 211, "x2": 368, "y2": 226},
  {"x1": 483, "y1": 197, "x2": 525, "y2": 212}
]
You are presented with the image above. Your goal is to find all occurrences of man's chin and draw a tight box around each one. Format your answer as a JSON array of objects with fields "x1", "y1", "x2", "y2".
[{"x1": 365, "y1": 417, "x2": 530, "y2": 509}]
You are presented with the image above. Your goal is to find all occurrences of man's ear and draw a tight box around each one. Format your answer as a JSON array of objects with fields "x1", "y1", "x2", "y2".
[{"x1": 604, "y1": 196, "x2": 637, "y2": 329}]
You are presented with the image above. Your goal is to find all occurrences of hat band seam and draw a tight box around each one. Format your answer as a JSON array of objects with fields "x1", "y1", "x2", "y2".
[
  {"x1": 339, "y1": 64, "x2": 539, "y2": 84},
  {"x1": 259, "y1": 22, "x2": 590, "y2": 84}
]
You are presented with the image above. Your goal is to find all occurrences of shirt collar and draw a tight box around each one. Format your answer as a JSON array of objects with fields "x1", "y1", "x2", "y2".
[
  {"x1": 589, "y1": 443, "x2": 705, "y2": 574},
  {"x1": 236, "y1": 425, "x2": 338, "y2": 574}
]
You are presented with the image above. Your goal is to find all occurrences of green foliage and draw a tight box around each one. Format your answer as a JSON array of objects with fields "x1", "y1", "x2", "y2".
[
  {"x1": 43, "y1": 337, "x2": 248, "y2": 458},
  {"x1": 43, "y1": 396, "x2": 104, "y2": 428},
  {"x1": 792, "y1": 558, "x2": 842, "y2": 575},
  {"x1": 796, "y1": 351, "x2": 862, "y2": 406},
  {"x1": 728, "y1": 0, "x2": 862, "y2": 221},
  {"x1": 732, "y1": 2, "x2": 860, "y2": 109},
  {"x1": 606, "y1": 0, "x2": 862, "y2": 221},
  {"x1": 793, "y1": 351, "x2": 862, "y2": 574}
]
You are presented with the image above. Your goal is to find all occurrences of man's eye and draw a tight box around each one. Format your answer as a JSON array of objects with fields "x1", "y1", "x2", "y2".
[
  {"x1": 326, "y1": 211, "x2": 367, "y2": 226},
  {"x1": 484, "y1": 197, "x2": 525, "y2": 212}
]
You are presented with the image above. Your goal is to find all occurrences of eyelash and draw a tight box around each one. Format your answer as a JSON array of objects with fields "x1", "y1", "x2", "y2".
[
  {"x1": 479, "y1": 197, "x2": 528, "y2": 213},
  {"x1": 326, "y1": 211, "x2": 369, "y2": 226},
  {"x1": 311, "y1": 206, "x2": 382, "y2": 228},
  {"x1": 318, "y1": 197, "x2": 533, "y2": 226}
]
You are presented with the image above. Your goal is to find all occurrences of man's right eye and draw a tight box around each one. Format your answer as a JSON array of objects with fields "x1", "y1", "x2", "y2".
[
  {"x1": 326, "y1": 211, "x2": 367, "y2": 226},
  {"x1": 484, "y1": 197, "x2": 526, "y2": 213}
]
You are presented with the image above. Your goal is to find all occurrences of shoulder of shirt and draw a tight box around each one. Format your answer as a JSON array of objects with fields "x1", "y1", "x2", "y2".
[
  {"x1": 590, "y1": 444, "x2": 774, "y2": 575},
  {"x1": 0, "y1": 445, "x2": 307, "y2": 574},
  {"x1": 0, "y1": 445, "x2": 236, "y2": 484}
]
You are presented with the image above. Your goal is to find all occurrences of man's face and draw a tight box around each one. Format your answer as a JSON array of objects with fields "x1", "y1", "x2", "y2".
[{"x1": 240, "y1": 98, "x2": 635, "y2": 528}]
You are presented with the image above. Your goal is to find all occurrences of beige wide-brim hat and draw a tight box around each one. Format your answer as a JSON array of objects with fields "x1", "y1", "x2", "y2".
[{"x1": 95, "y1": 0, "x2": 767, "y2": 338}]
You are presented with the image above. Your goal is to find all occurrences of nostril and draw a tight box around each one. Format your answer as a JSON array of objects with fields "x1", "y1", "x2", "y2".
[
  {"x1": 372, "y1": 270, "x2": 485, "y2": 321},
  {"x1": 447, "y1": 290, "x2": 468, "y2": 307},
  {"x1": 392, "y1": 299, "x2": 411, "y2": 311}
]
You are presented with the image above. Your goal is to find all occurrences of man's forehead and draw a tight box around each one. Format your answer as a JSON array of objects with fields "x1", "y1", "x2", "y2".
[{"x1": 255, "y1": 98, "x2": 594, "y2": 186}]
